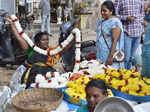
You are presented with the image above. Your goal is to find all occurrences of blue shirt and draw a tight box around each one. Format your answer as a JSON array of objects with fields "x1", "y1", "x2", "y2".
[
  {"x1": 77, "y1": 104, "x2": 89, "y2": 112},
  {"x1": 143, "y1": 23, "x2": 150, "y2": 45}
]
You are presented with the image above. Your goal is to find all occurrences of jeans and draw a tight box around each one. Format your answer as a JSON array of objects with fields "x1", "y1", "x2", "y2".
[
  {"x1": 41, "y1": 14, "x2": 51, "y2": 34},
  {"x1": 124, "y1": 33, "x2": 141, "y2": 69}
]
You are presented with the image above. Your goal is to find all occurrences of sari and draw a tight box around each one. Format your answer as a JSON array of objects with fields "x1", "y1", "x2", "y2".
[
  {"x1": 21, "y1": 47, "x2": 61, "y2": 88},
  {"x1": 96, "y1": 18, "x2": 125, "y2": 69}
]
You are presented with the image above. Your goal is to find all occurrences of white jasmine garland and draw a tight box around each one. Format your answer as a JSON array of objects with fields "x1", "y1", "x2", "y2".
[
  {"x1": 73, "y1": 28, "x2": 81, "y2": 73},
  {"x1": 73, "y1": 64, "x2": 80, "y2": 73},
  {"x1": 35, "y1": 74, "x2": 48, "y2": 83},
  {"x1": 10, "y1": 15, "x2": 75, "y2": 56},
  {"x1": 61, "y1": 72, "x2": 72, "y2": 80},
  {"x1": 78, "y1": 60, "x2": 112, "y2": 75},
  {"x1": 34, "y1": 72, "x2": 70, "y2": 88},
  {"x1": 44, "y1": 72, "x2": 60, "y2": 80},
  {"x1": 10, "y1": 15, "x2": 81, "y2": 72},
  {"x1": 45, "y1": 72, "x2": 52, "y2": 78}
]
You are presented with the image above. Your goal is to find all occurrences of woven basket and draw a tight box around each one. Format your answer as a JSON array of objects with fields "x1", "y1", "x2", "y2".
[{"x1": 12, "y1": 88, "x2": 63, "y2": 112}]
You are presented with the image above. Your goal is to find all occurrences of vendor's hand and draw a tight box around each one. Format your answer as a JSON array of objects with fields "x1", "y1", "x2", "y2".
[
  {"x1": 5, "y1": 16, "x2": 13, "y2": 25},
  {"x1": 127, "y1": 16, "x2": 136, "y2": 22},
  {"x1": 106, "y1": 55, "x2": 113, "y2": 65}
]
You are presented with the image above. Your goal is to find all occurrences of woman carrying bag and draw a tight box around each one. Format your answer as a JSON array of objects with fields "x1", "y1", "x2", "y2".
[{"x1": 96, "y1": 1, "x2": 125, "y2": 69}]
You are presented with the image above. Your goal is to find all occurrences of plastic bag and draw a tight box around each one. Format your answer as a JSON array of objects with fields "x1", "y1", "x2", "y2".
[
  {"x1": 9, "y1": 65, "x2": 26, "y2": 93},
  {"x1": 0, "y1": 86, "x2": 11, "y2": 112}
]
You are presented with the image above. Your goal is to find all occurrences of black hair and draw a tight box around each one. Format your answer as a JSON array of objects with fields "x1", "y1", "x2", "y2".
[
  {"x1": 85, "y1": 79, "x2": 107, "y2": 96},
  {"x1": 102, "y1": 1, "x2": 116, "y2": 16},
  {"x1": 33, "y1": 31, "x2": 49, "y2": 45}
]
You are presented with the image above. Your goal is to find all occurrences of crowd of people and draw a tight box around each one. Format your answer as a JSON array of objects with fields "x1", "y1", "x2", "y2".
[
  {"x1": 36, "y1": 0, "x2": 150, "y2": 76},
  {"x1": 5, "y1": 0, "x2": 150, "y2": 86},
  {"x1": 96, "y1": 0, "x2": 150, "y2": 78}
]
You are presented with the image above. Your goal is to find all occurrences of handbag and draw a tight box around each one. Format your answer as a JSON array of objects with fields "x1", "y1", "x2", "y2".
[{"x1": 101, "y1": 23, "x2": 125, "y2": 62}]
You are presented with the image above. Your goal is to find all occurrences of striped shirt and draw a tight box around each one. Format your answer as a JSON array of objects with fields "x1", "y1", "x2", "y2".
[{"x1": 114, "y1": 0, "x2": 145, "y2": 37}]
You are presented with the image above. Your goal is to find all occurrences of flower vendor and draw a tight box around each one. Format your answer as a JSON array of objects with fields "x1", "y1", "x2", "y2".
[
  {"x1": 6, "y1": 16, "x2": 76, "y2": 88},
  {"x1": 77, "y1": 79, "x2": 107, "y2": 112}
]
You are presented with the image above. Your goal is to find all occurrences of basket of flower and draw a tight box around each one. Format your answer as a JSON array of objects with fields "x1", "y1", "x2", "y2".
[
  {"x1": 12, "y1": 88, "x2": 63, "y2": 112},
  {"x1": 93, "y1": 68, "x2": 150, "y2": 102}
]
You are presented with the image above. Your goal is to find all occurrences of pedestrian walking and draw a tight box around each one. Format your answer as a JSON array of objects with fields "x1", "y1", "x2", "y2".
[
  {"x1": 114, "y1": 0, "x2": 145, "y2": 70},
  {"x1": 39, "y1": 0, "x2": 52, "y2": 36}
]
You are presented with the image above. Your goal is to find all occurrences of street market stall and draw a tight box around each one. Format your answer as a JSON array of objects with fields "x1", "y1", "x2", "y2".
[{"x1": 1, "y1": 13, "x2": 150, "y2": 112}]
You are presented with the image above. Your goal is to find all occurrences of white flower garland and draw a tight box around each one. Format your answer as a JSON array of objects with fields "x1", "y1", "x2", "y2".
[
  {"x1": 32, "y1": 60, "x2": 111, "y2": 88},
  {"x1": 32, "y1": 72, "x2": 71, "y2": 88},
  {"x1": 10, "y1": 15, "x2": 81, "y2": 72}
]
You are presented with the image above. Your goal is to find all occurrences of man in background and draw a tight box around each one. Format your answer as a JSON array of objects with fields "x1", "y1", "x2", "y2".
[
  {"x1": 114, "y1": 0, "x2": 145, "y2": 69},
  {"x1": 39, "y1": 0, "x2": 52, "y2": 36}
]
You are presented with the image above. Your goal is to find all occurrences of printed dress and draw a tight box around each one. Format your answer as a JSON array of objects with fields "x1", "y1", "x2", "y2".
[{"x1": 96, "y1": 18, "x2": 125, "y2": 69}]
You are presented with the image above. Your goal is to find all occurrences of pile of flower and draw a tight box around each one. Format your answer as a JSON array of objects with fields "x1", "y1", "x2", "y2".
[
  {"x1": 66, "y1": 75, "x2": 113, "y2": 103},
  {"x1": 94, "y1": 68, "x2": 150, "y2": 96},
  {"x1": 78, "y1": 60, "x2": 111, "y2": 76},
  {"x1": 66, "y1": 75, "x2": 91, "y2": 101}
]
